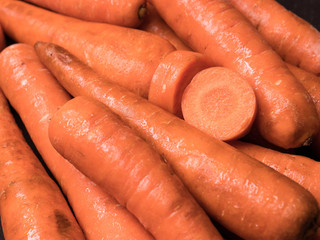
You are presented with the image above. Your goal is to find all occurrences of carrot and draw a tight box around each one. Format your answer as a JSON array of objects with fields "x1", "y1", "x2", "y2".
[
  {"x1": 284, "y1": 63, "x2": 320, "y2": 156},
  {"x1": 181, "y1": 66, "x2": 257, "y2": 141},
  {"x1": 0, "y1": 25, "x2": 4, "y2": 51},
  {"x1": 0, "y1": 43, "x2": 154, "y2": 240},
  {"x1": 226, "y1": 0, "x2": 320, "y2": 75},
  {"x1": 0, "y1": 90, "x2": 85, "y2": 240},
  {"x1": 148, "y1": 0, "x2": 320, "y2": 149},
  {"x1": 49, "y1": 96, "x2": 223, "y2": 240},
  {"x1": 24, "y1": 0, "x2": 147, "y2": 27},
  {"x1": 139, "y1": 3, "x2": 191, "y2": 50},
  {"x1": 148, "y1": 50, "x2": 210, "y2": 117},
  {"x1": 0, "y1": 0, "x2": 175, "y2": 98},
  {"x1": 229, "y1": 140, "x2": 320, "y2": 211},
  {"x1": 35, "y1": 41, "x2": 320, "y2": 240}
]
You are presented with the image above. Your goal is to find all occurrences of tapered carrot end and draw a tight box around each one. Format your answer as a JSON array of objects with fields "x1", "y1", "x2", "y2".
[{"x1": 181, "y1": 67, "x2": 257, "y2": 141}]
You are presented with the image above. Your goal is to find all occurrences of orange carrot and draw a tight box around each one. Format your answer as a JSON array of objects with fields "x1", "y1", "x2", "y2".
[
  {"x1": 148, "y1": 0, "x2": 319, "y2": 149},
  {"x1": 285, "y1": 63, "x2": 320, "y2": 157},
  {"x1": 181, "y1": 67, "x2": 257, "y2": 141},
  {"x1": 35, "y1": 41, "x2": 320, "y2": 240},
  {"x1": 148, "y1": 50, "x2": 210, "y2": 116},
  {"x1": 139, "y1": 3, "x2": 191, "y2": 50},
  {"x1": 24, "y1": 0, "x2": 147, "y2": 27},
  {"x1": 226, "y1": 0, "x2": 320, "y2": 75},
  {"x1": 0, "y1": 90, "x2": 85, "y2": 240},
  {"x1": 229, "y1": 140, "x2": 320, "y2": 210},
  {"x1": 49, "y1": 96, "x2": 223, "y2": 240},
  {"x1": 0, "y1": 25, "x2": 4, "y2": 51},
  {"x1": 0, "y1": 0, "x2": 175, "y2": 98},
  {"x1": 0, "y1": 43, "x2": 154, "y2": 240}
]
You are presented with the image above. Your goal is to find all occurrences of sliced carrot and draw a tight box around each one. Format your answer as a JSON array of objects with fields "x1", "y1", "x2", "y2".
[
  {"x1": 49, "y1": 96, "x2": 223, "y2": 240},
  {"x1": 139, "y1": 3, "x2": 191, "y2": 50},
  {"x1": 24, "y1": 0, "x2": 147, "y2": 27},
  {"x1": 181, "y1": 67, "x2": 257, "y2": 141},
  {"x1": 0, "y1": 0, "x2": 175, "y2": 97},
  {"x1": 148, "y1": 0, "x2": 320, "y2": 149},
  {"x1": 34, "y1": 41, "x2": 320, "y2": 240},
  {"x1": 227, "y1": 0, "x2": 320, "y2": 75},
  {"x1": 0, "y1": 90, "x2": 85, "y2": 240},
  {"x1": 0, "y1": 43, "x2": 154, "y2": 240},
  {"x1": 148, "y1": 50, "x2": 210, "y2": 117}
]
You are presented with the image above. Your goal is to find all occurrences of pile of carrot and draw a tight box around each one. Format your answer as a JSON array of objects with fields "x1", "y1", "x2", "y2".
[{"x1": 0, "y1": 0, "x2": 319, "y2": 239}]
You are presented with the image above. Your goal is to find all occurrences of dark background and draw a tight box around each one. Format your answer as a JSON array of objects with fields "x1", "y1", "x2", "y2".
[{"x1": 0, "y1": 0, "x2": 319, "y2": 239}]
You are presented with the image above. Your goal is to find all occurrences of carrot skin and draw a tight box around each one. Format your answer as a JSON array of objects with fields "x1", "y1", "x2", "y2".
[
  {"x1": 227, "y1": 0, "x2": 320, "y2": 75},
  {"x1": 148, "y1": 50, "x2": 210, "y2": 116},
  {"x1": 24, "y1": 0, "x2": 147, "y2": 27},
  {"x1": 35, "y1": 41, "x2": 320, "y2": 240},
  {"x1": 229, "y1": 140, "x2": 320, "y2": 210},
  {"x1": 181, "y1": 67, "x2": 257, "y2": 141},
  {"x1": 0, "y1": 90, "x2": 85, "y2": 240},
  {"x1": 0, "y1": 0, "x2": 175, "y2": 98},
  {"x1": 139, "y1": 3, "x2": 191, "y2": 50},
  {"x1": 285, "y1": 63, "x2": 320, "y2": 157},
  {"x1": 148, "y1": 0, "x2": 320, "y2": 149},
  {"x1": 49, "y1": 96, "x2": 224, "y2": 240},
  {"x1": 0, "y1": 43, "x2": 154, "y2": 240}
]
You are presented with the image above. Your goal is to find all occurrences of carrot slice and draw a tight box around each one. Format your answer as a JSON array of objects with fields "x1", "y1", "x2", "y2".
[
  {"x1": 181, "y1": 67, "x2": 257, "y2": 141},
  {"x1": 0, "y1": 90, "x2": 85, "y2": 240},
  {"x1": 34, "y1": 41, "x2": 320, "y2": 240},
  {"x1": 139, "y1": 3, "x2": 191, "y2": 50},
  {"x1": 148, "y1": 50, "x2": 210, "y2": 117},
  {"x1": 227, "y1": 0, "x2": 320, "y2": 75}
]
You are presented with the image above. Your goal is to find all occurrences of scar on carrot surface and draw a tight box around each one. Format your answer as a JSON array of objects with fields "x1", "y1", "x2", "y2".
[{"x1": 54, "y1": 209, "x2": 72, "y2": 235}]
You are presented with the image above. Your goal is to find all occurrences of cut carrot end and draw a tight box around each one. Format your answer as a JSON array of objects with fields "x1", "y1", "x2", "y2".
[
  {"x1": 148, "y1": 50, "x2": 210, "y2": 117},
  {"x1": 181, "y1": 67, "x2": 257, "y2": 141}
]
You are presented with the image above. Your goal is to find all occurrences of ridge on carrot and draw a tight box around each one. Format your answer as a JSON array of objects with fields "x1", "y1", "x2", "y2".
[
  {"x1": 139, "y1": 3, "x2": 191, "y2": 50},
  {"x1": 24, "y1": 0, "x2": 147, "y2": 27},
  {"x1": 226, "y1": 0, "x2": 320, "y2": 75},
  {"x1": 181, "y1": 67, "x2": 257, "y2": 141},
  {"x1": 148, "y1": 50, "x2": 210, "y2": 117},
  {"x1": 148, "y1": 0, "x2": 320, "y2": 149},
  {"x1": 49, "y1": 96, "x2": 224, "y2": 240},
  {"x1": 34, "y1": 41, "x2": 320, "y2": 240},
  {"x1": 0, "y1": 43, "x2": 154, "y2": 240},
  {"x1": 0, "y1": 0, "x2": 175, "y2": 98},
  {"x1": 0, "y1": 90, "x2": 85, "y2": 240}
]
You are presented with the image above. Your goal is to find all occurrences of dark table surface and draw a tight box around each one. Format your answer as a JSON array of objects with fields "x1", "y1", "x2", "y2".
[{"x1": 0, "y1": 0, "x2": 319, "y2": 239}]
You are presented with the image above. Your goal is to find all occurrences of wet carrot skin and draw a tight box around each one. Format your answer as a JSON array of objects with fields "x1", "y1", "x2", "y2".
[
  {"x1": 24, "y1": 0, "x2": 147, "y2": 27},
  {"x1": 0, "y1": 91, "x2": 85, "y2": 240},
  {"x1": 227, "y1": 0, "x2": 320, "y2": 75},
  {"x1": 148, "y1": 0, "x2": 320, "y2": 149},
  {"x1": 49, "y1": 96, "x2": 224, "y2": 240},
  {"x1": 0, "y1": 43, "x2": 154, "y2": 240},
  {"x1": 35, "y1": 41, "x2": 320, "y2": 240},
  {"x1": 0, "y1": 0, "x2": 175, "y2": 98}
]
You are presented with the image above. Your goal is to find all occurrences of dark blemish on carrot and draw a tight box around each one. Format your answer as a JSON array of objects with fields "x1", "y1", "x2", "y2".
[{"x1": 54, "y1": 209, "x2": 72, "y2": 235}]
